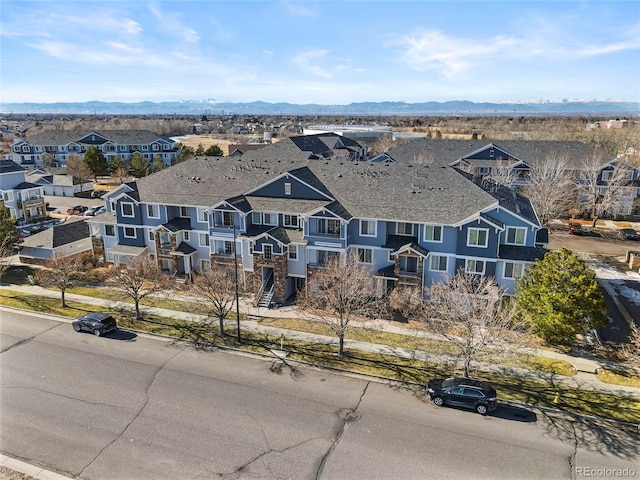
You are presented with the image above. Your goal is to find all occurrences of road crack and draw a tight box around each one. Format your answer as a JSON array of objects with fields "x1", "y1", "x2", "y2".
[
  {"x1": 315, "y1": 381, "x2": 369, "y2": 480},
  {"x1": 78, "y1": 345, "x2": 187, "y2": 476}
]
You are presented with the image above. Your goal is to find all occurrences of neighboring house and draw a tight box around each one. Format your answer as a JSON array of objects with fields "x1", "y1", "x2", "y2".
[
  {"x1": 0, "y1": 159, "x2": 46, "y2": 224},
  {"x1": 389, "y1": 139, "x2": 640, "y2": 216},
  {"x1": 26, "y1": 167, "x2": 93, "y2": 196},
  {"x1": 10, "y1": 130, "x2": 179, "y2": 168},
  {"x1": 85, "y1": 135, "x2": 548, "y2": 307},
  {"x1": 227, "y1": 144, "x2": 267, "y2": 158},
  {"x1": 18, "y1": 218, "x2": 91, "y2": 264},
  {"x1": 238, "y1": 133, "x2": 368, "y2": 162}
]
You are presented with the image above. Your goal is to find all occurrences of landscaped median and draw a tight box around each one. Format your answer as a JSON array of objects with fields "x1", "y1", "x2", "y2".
[{"x1": 1, "y1": 288, "x2": 639, "y2": 424}]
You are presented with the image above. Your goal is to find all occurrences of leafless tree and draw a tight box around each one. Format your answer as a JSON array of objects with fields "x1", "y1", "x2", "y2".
[
  {"x1": 483, "y1": 159, "x2": 518, "y2": 186},
  {"x1": 424, "y1": 269, "x2": 522, "y2": 377},
  {"x1": 622, "y1": 323, "x2": 640, "y2": 373},
  {"x1": 369, "y1": 134, "x2": 409, "y2": 156},
  {"x1": 65, "y1": 154, "x2": 93, "y2": 192},
  {"x1": 188, "y1": 265, "x2": 237, "y2": 336},
  {"x1": 35, "y1": 253, "x2": 88, "y2": 307},
  {"x1": 520, "y1": 154, "x2": 576, "y2": 226},
  {"x1": 298, "y1": 251, "x2": 377, "y2": 357},
  {"x1": 574, "y1": 152, "x2": 631, "y2": 226},
  {"x1": 388, "y1": 285, "x2": 425, "y2": 322},
  {"x1": 105, "y1": 255, "x2": 173, "y2": 320},
  {"x1": 0, "y1": 237, "x2": 15, "y2": 280},
  {"x1": 111, "y1": 167, "x2": 132, "y2": 185}
]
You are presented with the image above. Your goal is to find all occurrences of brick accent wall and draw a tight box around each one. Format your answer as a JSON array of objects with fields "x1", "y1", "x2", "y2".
[{"x1": 253, "y1": 251, "x2": 288, "y2": 304}]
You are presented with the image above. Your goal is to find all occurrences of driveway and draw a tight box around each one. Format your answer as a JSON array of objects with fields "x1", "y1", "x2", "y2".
[{"x1": 547, "y1": 228, "x2": 640, "y2": 343}]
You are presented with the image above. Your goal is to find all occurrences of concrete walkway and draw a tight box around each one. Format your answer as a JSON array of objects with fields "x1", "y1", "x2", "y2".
[{"x1": 1, "y1": 282, "x2": 639, "y2": 398}]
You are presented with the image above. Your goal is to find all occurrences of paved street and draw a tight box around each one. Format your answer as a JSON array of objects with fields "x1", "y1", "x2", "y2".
[{"x1": 1, "y1": 311, "x2": 638, "y2": 480}]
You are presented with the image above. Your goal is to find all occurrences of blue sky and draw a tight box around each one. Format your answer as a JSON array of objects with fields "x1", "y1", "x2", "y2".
[{"x1": 1, "y1": 1, "x2": 639, "y2": 104}]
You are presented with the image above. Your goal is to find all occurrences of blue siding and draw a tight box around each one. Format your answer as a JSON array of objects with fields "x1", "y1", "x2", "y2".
[
  {"x1": 250, "y1": 176, "x2": 328, "y2": 200},
  {"x1": 117, "y1": 226, "x2": 145, "y2": 246},
  {"x1": 456, "y1": 219, "x2": 499, "y2": 257},
  {"x1": 348, "y1": 219, "x2": 386, "y2": 247}
]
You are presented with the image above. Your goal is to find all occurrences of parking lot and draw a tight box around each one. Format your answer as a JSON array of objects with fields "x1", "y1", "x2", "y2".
[{"x1": 45, "y1": 193, "x2": 105, "y2": 217}]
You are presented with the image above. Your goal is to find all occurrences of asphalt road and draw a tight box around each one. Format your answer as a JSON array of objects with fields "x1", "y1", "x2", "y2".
[{"x1": 1, "y1": 310, "x2": 638, "y2": 480}]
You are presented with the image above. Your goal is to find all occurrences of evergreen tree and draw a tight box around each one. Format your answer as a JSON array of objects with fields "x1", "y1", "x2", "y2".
[
  {"x1": 515, "y1": 248, "x2": 607, "y2": 346},
  {"x1": 194, "y1": 143, "x2": 205, "y2": 156},
  {"x1": 82, "y1": 146, "x2": 108, "y2": 180},
  {"x1": 110, "y1": 155, "x2": 128, "y2": 173},
  {"x1": 204, "y1": 144, "x2": 224, "y2": 156},
  {"x1": 0, "y1": 204, "x2": 18, "y2": 245},
  {"x1": 176, "y1": 143, "x2": 194, "y2": 163},
  {"x1": 151, "y1": 155, "x2": 166, "y2": 172},
  {"x1": 130, "y1": 152, "x2": 150, "y2": 178}
]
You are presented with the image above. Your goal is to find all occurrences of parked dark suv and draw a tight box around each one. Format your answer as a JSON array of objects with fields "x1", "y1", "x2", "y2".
[
  {"x1": 72, "y1": 312, "x2": 117, "y2": 337},
  {"x1": 426, "y1": 377, "x2": 497, "y2": 415},
  {"x1": 619, "y1": 228, "x2": 640, "y2": 241}
]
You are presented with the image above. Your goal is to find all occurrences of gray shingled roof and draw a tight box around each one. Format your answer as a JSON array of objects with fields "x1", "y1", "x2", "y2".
[
  {"x1": 246, "y1": 196, "x2": 329, "y2": 214},
  {"x1": 21, "y1": 219, "x2": 89, "y2": 248},
  {"x1": 389, "y1": 139, "x2": 613, "y2": 169},
  {"x1": 25, "y1": 130, "x2": 174, "y2": 146},
  {"x1": 0, "y1": 159, "x2": 25, "y2": 174},
  {"x1": 498, "y1": 245, "x2": 548, "y2": 262},
  {"x1": 162, "y1": 217, "x2": 191, "y2": 232},
  {"x1": 135, "y1": 155, "x2": 500, "y2": 224}
]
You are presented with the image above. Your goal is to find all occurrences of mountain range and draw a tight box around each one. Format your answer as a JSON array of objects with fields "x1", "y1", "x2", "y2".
[{"x1": 1, "y1": 99, "x2": 638, "y2": 116}]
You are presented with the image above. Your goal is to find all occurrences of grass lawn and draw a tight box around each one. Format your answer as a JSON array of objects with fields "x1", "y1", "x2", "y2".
[
  {"x1": 597, "y1": 368, "x2": 640, "y2": 388},
  {"x1": 2, "y1": 288, "x2": 639, "y2": 424}
]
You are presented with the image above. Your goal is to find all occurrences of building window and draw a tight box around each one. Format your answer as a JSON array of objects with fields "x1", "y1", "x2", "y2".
[
  {"x1": 430, "y1": 255, "x2": 448, "y2": 272},
  {"x1": 465, "y1": 259, "x2": 486, "y2": 274},
  {"x1": 284, "y1": 182, "x2": 291, "y2": 195},
  {"x1": 200, "y1": 259, "x2": 211, "y2": 272},
  {"x1": 148, "y1": 230, "x2": 154, "y2": 241},
  {"x1": 396, "y1": 222, "x2": 414, "y2": 236},
  {"x1": 317, "y1": 250, "x2": 339, "y2": 266},
  {"x1": 506, "y1": 227, "x2": 526, "y2": 245},
  {"x1": 124, "y1": 227, "x2": 136, "y2": 238},
  {"x1": 179, "y1": 206, "x2": 189, "y2": 217},
  {"x1": 199, "y1": 232, "x2": 210, "y2": 247},
  {"x1": 121, "y1": 202, "x2": 134, "y2": 218},
  {"x1": 284, "y1": 214, "x2": 298, "y2": 227},
  {"x1": 399, "y1": 255, "x2": 418, "y2": 274},
  {"x1": 105, "y1": 225, "x2": 115, "y2": 237},
  {"x1": 263, "y1": 212, "x2": 277, "y2": 226},
  {"x1": 424, "y1": 225, "x2": 442, "y2": 242},
  {"x1": 184, "y1": 231, "x2": 190, "y2": 241},
  {"x1": 504, "y1": 262, "x2": 525, "y2": 279},
  {"x1": 360, "y1": 220, "x2": 376, "y2": 237},
  {"x1": 288, "y1": 245, "x2": 297, "y2": 260},
  {"x1": 197, "y1": 208, "x2": 207, "y2": 223},
  {"x1": 263, "y1": 244, "x2": 272, "y2": 260},
  {"x1": 357, "y1": 248, "x2": 372, "y2": 264},
  {"x1": 467, "y1": 228, "x2": 488, "y2": 247},
  {"x1": 224, "y1": 241, "x2": 234, "y2": 255},
  {"x1": 252, "y1": 212, "x2": 262, "y2": 225},
  {"x1": 318, "y1": 218, "x2": 340, "y2": 236},
  {"x1": 147, "y1": 204, "x2": 159, "y2": 218}
]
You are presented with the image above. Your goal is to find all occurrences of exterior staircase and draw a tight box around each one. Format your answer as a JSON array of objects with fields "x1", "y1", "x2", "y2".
[{"x1": 257, "y1": 276, "x2": 275, "y2": 308}]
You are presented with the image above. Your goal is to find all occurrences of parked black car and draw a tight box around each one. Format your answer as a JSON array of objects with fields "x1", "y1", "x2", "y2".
[
  {"x1": 426, "y1": 377, "x2": 497, "y2": 415},
  {"x1": 91, "y1": 190, "x2": 107, "y2": 198},
  {"x1": 619, "y1": 228, "x2": 640, "y2": 241},
  {"x1": 72, "y1": 312, "x2": 117, "y2": 336}
]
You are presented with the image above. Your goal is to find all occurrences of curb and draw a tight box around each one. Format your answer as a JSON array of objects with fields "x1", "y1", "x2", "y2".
[{"x1": 0, "y1": 454, "x2": 74, "y2": 480}]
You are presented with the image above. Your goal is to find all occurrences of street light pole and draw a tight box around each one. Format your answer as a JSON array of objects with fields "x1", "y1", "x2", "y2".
[{"x1": 233, "y1": 215, "x2": 241, "y2": 342}]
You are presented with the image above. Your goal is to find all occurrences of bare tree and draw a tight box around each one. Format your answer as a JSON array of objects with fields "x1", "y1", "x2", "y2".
[
  {"x1": 388, "y1": 285, "x2": 425, "y2": 322},
  {"x1": 298, "y1": 251, "x2": 376, "y2": 357},
  {"x1": 35, "y1": 253, "x2": 87, "y2": 307},
  {"x1": 105, "y1": 255, "x2": 173, "y2": 320},
  {"x1": 65, "y1": 154, "x2": 93, "y2": 192},
  {"x1": 483, "y1": 159, "x2": 518, "y2": 186},
  {"x1": 521, "y1": 154, "x2": 576, "y2": 226},
  {"x1": 111, "y1": 167, "x2": 132, "y2": 185},
  {"x1": 622, "y1": 323, "x2": 640, "y2": 373},
  {"x1": 188, "y1": 265, "x2": 237, "y2": 336},
  {"x1": 0, "y1": 237, "x2": 15, "y2": 280},
  {"x1": 574, "y1": 153, "x2": 631, "y2": 226},
  {"x1": 369, "y1": 134, "x2": 397, "y2": 156},
  {"x1": 424, "y1": 269, "x2": 521, "y2": 377}
]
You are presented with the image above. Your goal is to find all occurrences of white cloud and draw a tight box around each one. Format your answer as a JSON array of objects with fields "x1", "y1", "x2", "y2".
[
  {"x1": 390, "y1": 26, "x2": 640, "y2": 77},
  {"x1": 147, "y1": 4, "x2": 199, "y2": 43},
  {"x1": 292, "y1": 49, "x2": 333, "y2": 78},
  {"x1": 279, "y1": 1, "x2": 315, "y2": 17}
]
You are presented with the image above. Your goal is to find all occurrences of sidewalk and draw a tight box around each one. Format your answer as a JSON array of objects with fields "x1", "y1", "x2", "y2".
[{"x1": 1, "y1": 282, "x2": 639, "y2": 398}]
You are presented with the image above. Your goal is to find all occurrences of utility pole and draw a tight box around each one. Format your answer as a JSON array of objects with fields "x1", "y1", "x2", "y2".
[{"x1": 233, "y1": 215, "x2": 241, "y2": 342}]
